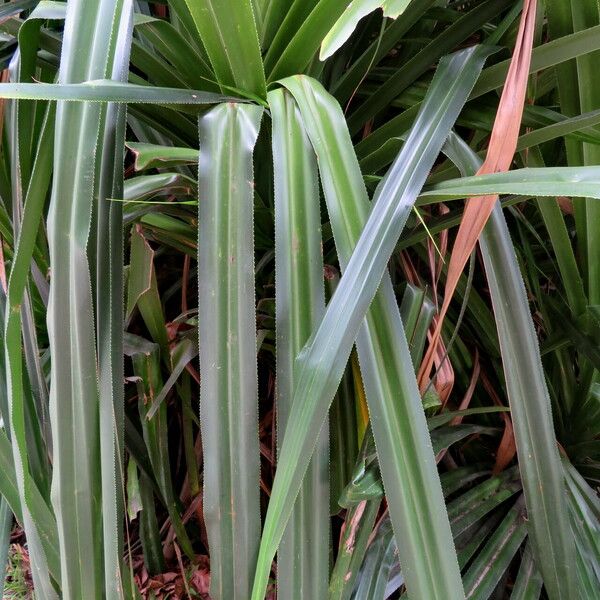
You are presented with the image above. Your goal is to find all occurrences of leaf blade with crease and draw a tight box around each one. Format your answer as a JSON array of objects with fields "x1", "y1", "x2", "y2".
[
  {"x1": 180, "y1": 0, "x2": 266, "y2": 98},
  {"x1": 270, "y1": 88, "x2": 329, "y2": 600},
  {"x1": 46, "y1": 1, "x2": 135, "y2": 597},
  {"x1": 198, "y1": 102, "x2": 264, "y2": 600},
  {"x1": 444, "y1": 132, "x2": 578, "y2": 599}
]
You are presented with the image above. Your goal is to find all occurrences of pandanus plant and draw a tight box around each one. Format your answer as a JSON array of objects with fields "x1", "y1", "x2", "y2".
[{"x1": 0, "y1": 0, "x2": 597, "y2": 598}]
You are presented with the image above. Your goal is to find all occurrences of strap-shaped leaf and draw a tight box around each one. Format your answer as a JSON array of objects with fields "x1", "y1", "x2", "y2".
[
  {"x1": 259, "y1": 0, "x2": 317, "y2": 49},
  {"x1": 523, "y1": 147, "x2": 586, "y2": 319},
  {"x1": 443, "y1": 132, "x2": 577, "y2": 599},
  {"x1": 0, "y1": 424, "x2": 61, "y2": 591},
  {"x1": 0, "y1": 308, "x2": 14, "y2": 596},
  {"x1": 0, "y1": 80, "x2": 235, "y2": 107},
  {"x1": 511, "y1": 543, "x2": 543, "y2": 599},
  {"x1": 420, "y1": 166, "x2": 600, "y2": 202},
  {"x1": 3, "y1": 3, "x2": 73, "y2": 596},
  {"x1": 45, "y1": 1, "x2": 134, "y2": 597},
  {"x1": 0, "y1": 499, "x2": 12, "y2": 599},
  {"x1": 278, "y1": 72, "x2": 468, "y2": 598},
  {"x1": 347, "y1": 0, "x2": 511, "y2": 134},
  {"x1": 179, "y1": 0, "x2": 266, "y2": 98},
  {"x1": 96, "y1": 6, "x2": 137, "y2": 598},
  {"x1": 473, "y1": 23, "x2": 600, "y2": 98},
  {"x1": 133, "y1": 13, "x2": 217, "y2": 91},
  {"x1": 331, "y1": 0, "x2": 437, "y2": 104},
  {"x1": 126, "y1": 142, "x2": 199, "y2": 171},
  {"x1": 270, "y1": 89, "x2": 330, "y2": 599},
  {"x1": 264, "y1": 0, "x2": 349, "y2": 81},
  {"x1": 461, "y1": 498, "x2": 528, "y2": 598},
  {"x1": 198, "y1": 103, "x2": 264, "y2": 600},
  {"x1": 130, "y1": 340, "x2": 195, "y2": 561},
  {"x1": 329, "y1": 499, "x2": 380, "y2": 600},
  {"x1": 351, "y1": 515, "x2": 399, "y2": 599}
]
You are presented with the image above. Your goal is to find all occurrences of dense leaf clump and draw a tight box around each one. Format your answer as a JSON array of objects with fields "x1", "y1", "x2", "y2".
[{"x1": 0, "y1": 1, "x2": 598, "y2": 599}]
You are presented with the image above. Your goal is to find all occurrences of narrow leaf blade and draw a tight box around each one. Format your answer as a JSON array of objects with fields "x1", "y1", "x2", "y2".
[{"x1": 198, "y1": 103, "x2": 264, "y2": 600}]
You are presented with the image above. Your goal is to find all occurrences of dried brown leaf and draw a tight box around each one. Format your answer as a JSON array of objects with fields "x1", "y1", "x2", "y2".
[{"x1": 418, "y1": 0, "x2": 537, "y2": 390}]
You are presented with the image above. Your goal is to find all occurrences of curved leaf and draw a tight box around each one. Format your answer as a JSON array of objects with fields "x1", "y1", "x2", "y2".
[
  {"x1": 319, "y1": 0, "x2": 412, "y2": 60},
  {"x1": 420, "y1": 166, "x2": 600, "y2": 202},
  {"x1": 253, "y1": 46, "x2": 493, "y2": 600}
]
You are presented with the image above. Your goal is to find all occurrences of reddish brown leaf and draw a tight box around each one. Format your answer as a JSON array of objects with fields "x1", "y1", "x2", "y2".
[
  {"x1": 556, "y1": 196, "x2": 573, "y2": 215},
  {"x1": 481, "y1": 371, "x2": 516, "y2": 474},
  {"x1": 450, "y1": 349, "x2": 480, "y2": 426},
  {"x1": 418, "y1": 0, "x2": 537, "y2": 391}
]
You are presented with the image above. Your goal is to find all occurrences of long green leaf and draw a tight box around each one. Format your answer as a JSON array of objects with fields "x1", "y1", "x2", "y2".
[
  {"x1": 137, "y1": 467, "x2": 165, "y2": 576},
  {"x1": 130, "y1": 344, "x2": 194, "y2": 560},
  {"x1": 562, "y1": 2, "x2": 600, "y2": 393},
  {"x1": 279, "y1": 70, "x2": 460, "y2": 590},
  {"x1": 443, "y1": 132, "x2": 577, "y2": 599},
  {"x1": 350, "y1": 515, "x2": 398, "y2": 600},
  {"x1": 144, "y1": 338, "x2": 198, "y2": 419},
  {"x1": 362, "y1": 19, "x2": 600, "y2": 170},
  {"x1": 543, "y1": 0, "x2": 588, "y2": 317},
  {"x1": 564, "y1": 459, "x2": 600, "y2": 589},
  {"x1": 0, "y1": 428, "x2": 23, "y2": 532},
  {"x1": 0, "y1": 294, "x2": 11, "y2": 599},
  {"x1": 0, "y1": 79, "x2": 235, "y2": 107},
  {"x1": 544, "y1": 0, "x2": 585, "y2": 255},
  {"x1": 419, "y1": 166, "x2": 600, "y2": 202},
  {"x1": 259, "y1": 0, "x2": 317, "y2": 50},
  {"x1": 4, "y1": 6, "x2": 58, "y2": 595},
  {"x1": 325, "y1": 272, "x2": 360, "y2": 515},
  {"x1": 331, "y1": 0, "x2": 437, "y2": 104},
  {"x1": 511, "y1": 543, "x2": 543, "y2": 600},
  {"x1": 180, "y1": 0, "x2": 266, "y2": 98},
  {"x1": 96, "y1": 5, "x2": 136, "y2": 597},
  {"x1": 133, "y1": 13, "x2": 217, "y2": 91},
  {"x1": 198, "y1": 103, "x2": 263, "y2": 600},
  {"x1": 270, "y1": 89, "x2": 329, "y2": 599},
  {"x1": 462, "y1": 498, "x2": 528, "y2": 599},
  {"x1": 447, "y1": 470, "x2": 521, "y2": 540},
  {"x1": 46, "y1": 1, "x2": 134, "y2": 597},
  {"x1": 126, "y1": 142, "x2": 199, "y2": 171},
  {"x1": 253, "y1": 46, "x2": 493, "y2": 600},
  {"x1": 523, "y1": 147, "x2": 586, "y2": 320},
  {"x1": 472, "y1": 23, "x2": 600, "y2": 98},
  {"x1": 356, "y1": 99, "x2": 600, "y2": 176},
  {"x1": 264, "y1": 0, "x2": 348, "y2": 82},
  {"x1": 328, "y1": 499, "x2": 380, "y2": 600},
  {"x1": 516, "y1": 107, "x2": 600, "y2": 151},
  {"x1": 123, "y1": 173, "x2": 196, "y2": 202},
  {"x1": 0, "y1": 427, "x2": 61, "y2": 582},
  {"x1": 0, "y1": 499, "x2": 12, "y2": 599},
  {"x1": 127, "y1": 224, "x2": 169, "y2": 349}
]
